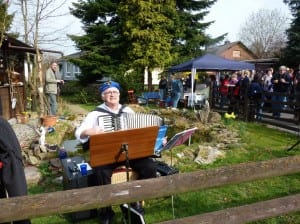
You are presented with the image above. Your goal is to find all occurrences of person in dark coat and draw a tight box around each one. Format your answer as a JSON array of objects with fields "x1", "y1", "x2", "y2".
[
  {"x1": 271, "y1": 65, "x2": 291, "y2": 118},
  {"x1": 0, "y1": 117, "x2": 31, "y2": 224},
  {"x1": 248, "y1": 74, "x2": 263, "y2": 120}
]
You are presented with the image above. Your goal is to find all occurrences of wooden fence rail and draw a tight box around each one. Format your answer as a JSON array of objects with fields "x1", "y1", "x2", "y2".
[
  {"x1": 2, "y1": 155, "x2": 300, "y2": 223},
  {"x1": 158, "y1": 193, "x2": 300, "y2": 224}
]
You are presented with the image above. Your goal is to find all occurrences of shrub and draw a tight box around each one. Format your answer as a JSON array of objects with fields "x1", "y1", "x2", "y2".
[{"x1": 60, "y1": 81, "x2": 101, "y2": 104}]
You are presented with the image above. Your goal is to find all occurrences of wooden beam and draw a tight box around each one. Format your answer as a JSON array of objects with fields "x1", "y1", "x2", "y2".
[
  {"x1": 1, "y1": 155, "x2": 300, "y2": 222},
  {"x1": 157, "y1": 193, "x2": 300, "y2": 224}
]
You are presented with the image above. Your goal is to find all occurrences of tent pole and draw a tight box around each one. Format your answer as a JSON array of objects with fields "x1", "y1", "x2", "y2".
[{"x1": 191, "y1": 67, "x2": 196, "y2": 108}]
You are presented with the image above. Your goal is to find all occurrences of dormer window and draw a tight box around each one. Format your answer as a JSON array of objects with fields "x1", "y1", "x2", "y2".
[{"x1": 233, "y1": 50, "x2": 241, "y2": 58}]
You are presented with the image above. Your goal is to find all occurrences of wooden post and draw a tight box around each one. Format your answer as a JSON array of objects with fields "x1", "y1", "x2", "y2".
[{"x1": 36, "y1": 51, "x2": 45, "y2": 116}]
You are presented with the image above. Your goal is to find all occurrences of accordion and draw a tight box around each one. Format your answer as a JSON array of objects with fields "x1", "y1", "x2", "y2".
[{"x1": 98, "y1": 112, "x2": 163, "y2": 132}]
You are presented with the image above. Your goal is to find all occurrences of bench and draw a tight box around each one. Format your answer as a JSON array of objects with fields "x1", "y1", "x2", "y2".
[{"x1": 138, "y1": 92, "x2": 160, "y2": 105}]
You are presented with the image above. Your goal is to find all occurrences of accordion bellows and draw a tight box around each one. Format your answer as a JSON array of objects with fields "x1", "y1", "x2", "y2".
[{"x1": 99, "y1": 112, "x2": 163, "y2": 132}]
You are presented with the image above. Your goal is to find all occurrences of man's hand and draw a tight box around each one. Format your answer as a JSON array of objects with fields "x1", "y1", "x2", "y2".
[{"x1": 80, "y1": 127, "x2": 104, "y2": 138}]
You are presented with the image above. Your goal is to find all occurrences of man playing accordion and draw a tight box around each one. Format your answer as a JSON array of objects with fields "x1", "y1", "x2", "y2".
[{"x1": 75, "y1": 81, "x2": 156, "y2": 224}]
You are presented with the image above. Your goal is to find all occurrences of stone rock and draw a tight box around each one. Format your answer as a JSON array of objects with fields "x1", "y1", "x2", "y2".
[
  {"x1": 24, "y1": 166, "x2": 42, "y2": 185},
  {"x1": 209, "y1": 112, "x2": 222, "y2": 123},
  {"x1": 194, "y1": 145, "x2": 225, "y2": 165},
  {"x1": 28, "y1": 155, "x2": 39, "y2": 166},
  {"x1": 50, "y1": 158, "x2": 62, "y2": 169}
]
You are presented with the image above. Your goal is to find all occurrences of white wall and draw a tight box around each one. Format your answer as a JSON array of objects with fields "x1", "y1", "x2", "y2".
[{"x1": 144, "y1": 67, "x2": 164, "y2": 85}]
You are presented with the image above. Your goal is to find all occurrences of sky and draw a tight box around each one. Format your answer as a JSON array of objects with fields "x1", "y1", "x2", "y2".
[
  {"x1": 204, "y1": 0, "x2": 291, "y2": 42},
  {"x1": 8, "y1": 0, "x2": 292, "y2": 56}
]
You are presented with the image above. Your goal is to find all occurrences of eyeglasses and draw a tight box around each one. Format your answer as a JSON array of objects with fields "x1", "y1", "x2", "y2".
[{"x1": 104, "y1": 90, "x2": 120, "y2": 95}]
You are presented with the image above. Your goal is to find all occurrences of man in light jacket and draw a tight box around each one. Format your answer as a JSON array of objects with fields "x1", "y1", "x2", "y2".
[{"x1": 45, "y1": 61, "x2": 64, "y2": 115}]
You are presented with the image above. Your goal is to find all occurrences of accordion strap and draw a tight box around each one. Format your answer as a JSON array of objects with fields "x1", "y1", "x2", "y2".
[{"x1": 94, "y1": 104, "x2": 127, "y2": 117}]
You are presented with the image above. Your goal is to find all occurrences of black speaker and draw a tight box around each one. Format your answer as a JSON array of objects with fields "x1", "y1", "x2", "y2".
[
  {"x1": 61, "y1": 156, "x2": 97, "y2": 222},
  {"x1": 155, "y1": 160, "x2": 179, "y2": 176}
]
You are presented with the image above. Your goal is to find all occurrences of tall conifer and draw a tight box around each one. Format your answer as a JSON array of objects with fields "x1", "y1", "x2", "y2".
[{"x1": 282, "y1": 0, "x2": 300, "y2": 68}]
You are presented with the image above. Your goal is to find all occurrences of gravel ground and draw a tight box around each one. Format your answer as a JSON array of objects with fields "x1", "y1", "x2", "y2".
[
  {"x1": 10, "y1": 102, "x2": 89, "y2": 149},
  {"x1": 8, "y1": 103, "x2": 89, "y2": 184}
]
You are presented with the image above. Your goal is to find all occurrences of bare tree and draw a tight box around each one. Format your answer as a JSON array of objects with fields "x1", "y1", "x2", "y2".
[
  {"x1": 11, "y1": 0, "x2": 70, "y2": 49},
  {"x1": 9, "y1": 0, "x2": 70, "y2": 116},
  {"x1": 238, "y1": 9, "x2": 290, "y2": 58}
]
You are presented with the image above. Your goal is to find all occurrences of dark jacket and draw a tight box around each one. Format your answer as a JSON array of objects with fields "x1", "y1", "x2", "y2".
[
  {"x1": 0, "y1": 117, "x2": 31, "y2": 224},
  {"x1": 271, "y1": 72, "x2": 291, "y2": 93},
  {"x1": 249, "y1": 81, "x2": 263, "y2": 99},
  {"x1": 159, "y1": 78, "x2": 168, "y2": 90}
]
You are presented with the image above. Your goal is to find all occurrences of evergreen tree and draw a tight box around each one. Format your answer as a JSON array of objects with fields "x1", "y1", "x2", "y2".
[
  {"x1": 118, "y1": 0, "x2": 176, "y2": 90},
  {"x1": 69, "y1": 0, "x2": 123, "y2": 83},
  {"x1": 0, "y1": 1, "x2": 13, "y2": 48},
  {"x1": 282, "y1": 0, "x2": 300, "y2": 68},
  {"x1": 173, "y1": 0, "x2": 220, "y2": 63}
]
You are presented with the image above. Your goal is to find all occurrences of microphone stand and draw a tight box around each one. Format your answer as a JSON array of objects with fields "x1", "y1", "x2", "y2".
[{"x1": 119, "y1": 143, "x2": 132, "y2": 224}]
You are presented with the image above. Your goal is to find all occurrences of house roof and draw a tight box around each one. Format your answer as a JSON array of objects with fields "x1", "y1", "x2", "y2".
[
  {"x1": 206, "y1": 41, "x2": 257, "y2": 59},
  {"x1": 2, "y1": 34, "x2": 63, "y2": 55},
  {"x1": 2, "y1": 35, "x2": 37, "y2": 54},
  {"x1": 58, "y1": 52, "x2": 84, "y2": 61}
]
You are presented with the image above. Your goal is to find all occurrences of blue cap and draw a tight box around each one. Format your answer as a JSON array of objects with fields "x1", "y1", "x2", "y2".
[{"x1": 99, "y1": 81, "x2": 121, "y2": 94}]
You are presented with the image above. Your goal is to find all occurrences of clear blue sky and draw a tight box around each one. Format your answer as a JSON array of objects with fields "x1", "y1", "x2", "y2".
[{"x1": 204, "y1": 0, "x2": 291, "y2": 42}]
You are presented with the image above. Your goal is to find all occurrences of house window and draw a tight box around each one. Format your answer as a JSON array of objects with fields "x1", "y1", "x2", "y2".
[
  {"x1": 233, "y1": 50, "x2": 241, "y2": 58},
  {"x1": 66, "y1": 62, "x2": 72, "y2": 77},
  {"x1": 73, "y1": 65, "x2": 81, "y2": 77}
]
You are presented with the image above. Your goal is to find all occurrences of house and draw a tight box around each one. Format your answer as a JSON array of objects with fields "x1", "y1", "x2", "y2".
[
  {"x1": 206, "y1": 41, "x2": 257, "y2": 61},
  {"x1": 58, "y1": 52, "x2": 82, "y2": 81},
  {"x1": 206, "y1": 41, "x2": 280, "y2": 72}
]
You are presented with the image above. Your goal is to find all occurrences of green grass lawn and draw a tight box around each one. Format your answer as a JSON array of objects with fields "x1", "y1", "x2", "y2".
[{"x1": 29, "y1": 119, "x2": 300, "y2": 224}]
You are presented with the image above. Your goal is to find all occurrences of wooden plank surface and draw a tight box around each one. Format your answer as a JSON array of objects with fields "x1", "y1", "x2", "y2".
[{"x1": 89, "y1": 126, "x2": 159, "y2": 167}]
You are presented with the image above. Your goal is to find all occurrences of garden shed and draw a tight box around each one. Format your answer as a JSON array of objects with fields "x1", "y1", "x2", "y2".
[{"x1": 0, "y1": 35, "x2": 37, "y2": 120}]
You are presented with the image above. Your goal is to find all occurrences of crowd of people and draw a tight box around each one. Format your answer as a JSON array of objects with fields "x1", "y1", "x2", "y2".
[{"x1": 216, "y1": 65, "x2": 300, "y2": 120}]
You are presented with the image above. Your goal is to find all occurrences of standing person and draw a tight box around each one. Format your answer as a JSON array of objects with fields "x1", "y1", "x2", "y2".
[
  {"x1": 75, "y1": 81, "x2": 157, "y2": 224},
  {"x1": 287, "y1": 68, "x2": 295, "y2": 105},
  {"x1": 45, "y1": 61, "x2": 64, "y2": 116},
  {"x1": 219, "y1": 74, "x2": 229, "y2": 109},
  {"x1": 227, "y1": 72, "x2": 239, "y2": 116},
  {"x1": 294, "y1": 70, "x2": 300, "y2": 122},
  {"x1": 158, "y1": 75, "x2": 168, "y2": 106},
  {"x1": 261, "y1": 68, "x2": 274, "y2": 110},
  {"x1": 248, "y1": 74, "x2": 263, "y2": 120},
  {"x1": 170, "y1": 74, "x2": 183, "y2": 110},
  {"x1": 0, "y1": 117, "x2": 31, "y2": 224},
  {"x1": 185, "y1": 74, "x2": 192, "y2": 92},
  {"x1": 271, "y1": 65, "x2": 291, "y2": 118},
  {"x1": 239, "y1": 70, "x2": 250, "y2": 99}
]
